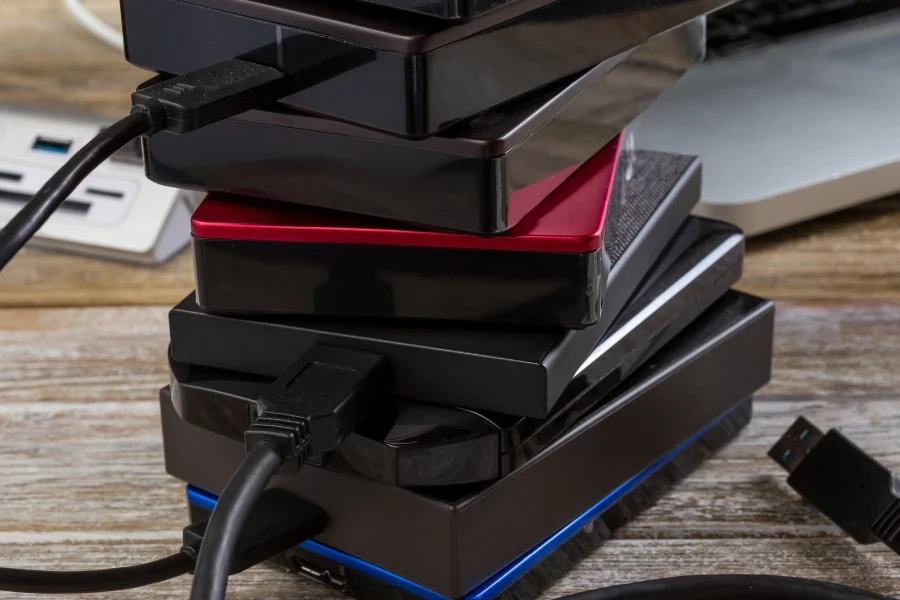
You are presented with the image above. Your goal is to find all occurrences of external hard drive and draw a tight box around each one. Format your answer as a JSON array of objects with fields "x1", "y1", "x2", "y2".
[
  {"x1": 190, "y1": 137, "x2": 622, "y2": 328},
  {"x1": 122, "y1": 0, "x2": 725, "y2": 136},
  {"x1": 145, "y1": 21, "x2": 702, "y2": 235},
  {"x1": 169, "y1": 151, "x2": 703, "y2": 418},
  {"x1": 278, "y1": 401, "x2": 753, "y2": 600},
  {"x1": 164, "y1": 289, "x2": 775, "y2": 600},
  {"x1": 171, "y1": 215, "x2": 744, "y2": 486},
  {"x1": 190, "y1": 400, "x2": 752, "y2": 600}
]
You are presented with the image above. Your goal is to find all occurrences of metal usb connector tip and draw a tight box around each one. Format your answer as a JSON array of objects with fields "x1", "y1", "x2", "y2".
[{"x1": 768, "y1": 416, "x2": 824, "y2": 473}]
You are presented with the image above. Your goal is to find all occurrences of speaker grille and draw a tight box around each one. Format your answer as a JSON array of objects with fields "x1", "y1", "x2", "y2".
[{"x1": 606, "y1": 150, "x2": 697, "y2": 265}]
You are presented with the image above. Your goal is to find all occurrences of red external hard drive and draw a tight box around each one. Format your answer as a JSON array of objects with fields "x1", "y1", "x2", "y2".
[{"x1": 192, "y1": 136, "x2": 621, "y2": 328}]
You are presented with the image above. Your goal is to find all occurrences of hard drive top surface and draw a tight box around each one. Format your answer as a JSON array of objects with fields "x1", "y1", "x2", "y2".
[
  {"x1": 234, "y1": 47, "x2": 636, "y2": 157},
  {"x1": 180, "y1": 0, "x2": 701, "y2": 53},
  {"x1": 191, "y1": 135, "x2": 619, "y2": 252},
  {"x1": 172, "y1": 292, "x2": 560, "y2": 361}
]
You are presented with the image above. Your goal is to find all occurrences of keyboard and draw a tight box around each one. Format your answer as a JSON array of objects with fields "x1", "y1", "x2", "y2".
[{"x1": 708, "y1": 0, "x2": 900, "y2": 56}]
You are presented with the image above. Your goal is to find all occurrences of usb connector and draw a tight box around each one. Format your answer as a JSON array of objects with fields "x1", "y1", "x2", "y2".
[
  {"x1": 768, "y1": 416, "x2": 825, "y2": 473},
  {"x1": 132, "y1": 59, "x2": 295, "y2": 135},
  {"x1": 245, "y1": 345, "x2": 389, "y2": 474},
  {"x1": 191, "y1": 346, "x2": 387, "y2": 600},
  {"x1": 770, "y1": 417, "x2": 900, "y2": 552}
]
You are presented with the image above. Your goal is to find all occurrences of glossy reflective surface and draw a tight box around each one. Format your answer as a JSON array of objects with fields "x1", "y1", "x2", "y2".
[
  {"x1": 188, "y1": 400, "x2": 752, "y2": 600},
  {"x1": 169, "y1": 354, "x2": 502, "y2": 486},
  {"x1": 123, "y1": 0, "x2": 721, "y2": 135},
  {"x1": 146, "y1": 21, "x2": 702, "y2": 234},
  {"x1": 195, "y1": 241, "x2": 604, "y2": 327},
  {"x1": 169, "y1": 151, "x2": 700, "y2": 418},
  {"x1": 170, "y1": 217, "x2": 743, "y2": 487},
  {"x1": 190, "y1": 139, "x2": 619, "y2": 327},
  {"x1": 189, "y1": 137, "x2": 621, "y2": 250},
  {"x1": 493, "y1": 217, "x2": 745, "y2": 460}
]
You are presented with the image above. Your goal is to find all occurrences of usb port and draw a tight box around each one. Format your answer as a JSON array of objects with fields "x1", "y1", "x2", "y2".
[
  {"x1": 85, "y1": 188, "x2": 125, "y2": 199},
  {"x1": 33, "y1": 136, "x2": 73, "y2": 155}
]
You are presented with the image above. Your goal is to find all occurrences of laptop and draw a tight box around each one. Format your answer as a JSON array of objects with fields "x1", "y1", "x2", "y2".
[{"x1": 635, "y1": 0, "x2": 900, "y2": 235}]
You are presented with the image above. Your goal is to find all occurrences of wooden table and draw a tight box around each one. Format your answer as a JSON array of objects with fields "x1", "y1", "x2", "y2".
[{"x1": 2, "y1": 1, "x2": 900, "y2": 598}]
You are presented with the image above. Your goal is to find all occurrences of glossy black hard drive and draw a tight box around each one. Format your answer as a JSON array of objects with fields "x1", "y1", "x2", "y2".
[
  {"x1": 122, "y1": 0, "x2": 725, "y2": 136},
  {"x1": 144, "y1": 21, "x2": 703, "y2": 234}
]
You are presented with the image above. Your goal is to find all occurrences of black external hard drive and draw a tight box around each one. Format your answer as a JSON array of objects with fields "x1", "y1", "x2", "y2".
[
  {"x1": 144, "y1": 21, "x2": 702, "y2": 235},
  {"x1": 188, "y1": 136, "x2": 623, "y2": 328},
  {"x1": 168, "y1": 152, "x2": 705, "y2": 418},
  {"x1": 121, "y1": 0, "x2": 728, "y2": 136},
  {"x1": 270, "y1": 400, "x2": 753, "y2": 600},
  {"x1": 163, "y1": 290, "x2": 775, "y2": 600},
  {"x1": 169, "y1": 215, "x2": 744, "y2": 487}
]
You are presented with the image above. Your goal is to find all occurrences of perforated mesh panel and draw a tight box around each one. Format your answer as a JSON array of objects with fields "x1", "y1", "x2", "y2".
[{"x1": 606, "y1": 150, "x2": 697, "y2": 265}]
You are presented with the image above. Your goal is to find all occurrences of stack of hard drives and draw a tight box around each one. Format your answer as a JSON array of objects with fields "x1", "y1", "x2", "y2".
[{"x1": 127, "y1": 0, "x2": 773, "y2": 598}]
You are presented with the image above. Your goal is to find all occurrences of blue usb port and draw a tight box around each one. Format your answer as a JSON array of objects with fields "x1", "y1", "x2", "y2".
[{"x1": 33, "y1": 136, "x2": 72, "y2": 155}]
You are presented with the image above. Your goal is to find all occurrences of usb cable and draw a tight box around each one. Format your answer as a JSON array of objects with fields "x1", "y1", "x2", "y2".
[
  {"x1": 0, "y1": 58, "x2": 298, "y2": 271},
  {"x1": 0, "y1": 345, "x2": 385, "y2": 599},
  {"x1": 769, "y1": 416, "x2": 900, "y2": 553},
  {"x1": 189, "y1": 345, "x2": 389, "y2": 600}
]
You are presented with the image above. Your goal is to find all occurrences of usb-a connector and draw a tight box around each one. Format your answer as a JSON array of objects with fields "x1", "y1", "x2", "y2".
[
  {"x1": 768, "y1": 416, "x2": 824, "y2": 473},
  {"x1": 770, "y1": 416, "x2": 900, "y2": 553}
]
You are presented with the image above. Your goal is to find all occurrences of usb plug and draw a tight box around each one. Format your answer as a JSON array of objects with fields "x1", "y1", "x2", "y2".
[
  {"x1": 770, "y1": 416, "x2": 900, "y2": 552},
  {"x1": 244, "y1": 345, "x2": 389, "y2": 474}
]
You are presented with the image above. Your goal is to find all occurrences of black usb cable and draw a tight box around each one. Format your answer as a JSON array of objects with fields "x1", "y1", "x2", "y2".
[
  {"x1": 0, "y1": 53, "x2": 391, "y2": 597},
  {"x1": 190, "y1": 345, "x2": 389, "y2": 600},
  {"x1": 544, "y1": 415, "x2": 900, "y2": 600},
  {"x1": 0, "y1": 57, "x2": 296, "y2": 270}
]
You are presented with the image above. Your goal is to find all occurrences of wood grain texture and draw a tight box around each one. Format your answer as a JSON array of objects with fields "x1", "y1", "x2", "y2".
[
  {"x1": 3, "y1": 1, "x2": 900, "y2": 599},
  {"x1": 740, "y1": 196, "x2": 900, "y2": 300}
]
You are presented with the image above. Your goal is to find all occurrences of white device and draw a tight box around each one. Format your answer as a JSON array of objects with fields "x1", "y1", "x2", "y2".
[
  {"x1": 0, "y1": 105, "x2": 198, "y2": 264},
  {"x1": 634, "y1": 13, "x2": 900, "y2": 236}
]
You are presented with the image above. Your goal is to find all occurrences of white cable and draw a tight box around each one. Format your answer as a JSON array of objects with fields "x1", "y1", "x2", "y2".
[{"x1": 62, "y1": 0, "x2": 124, "y2": 51}]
